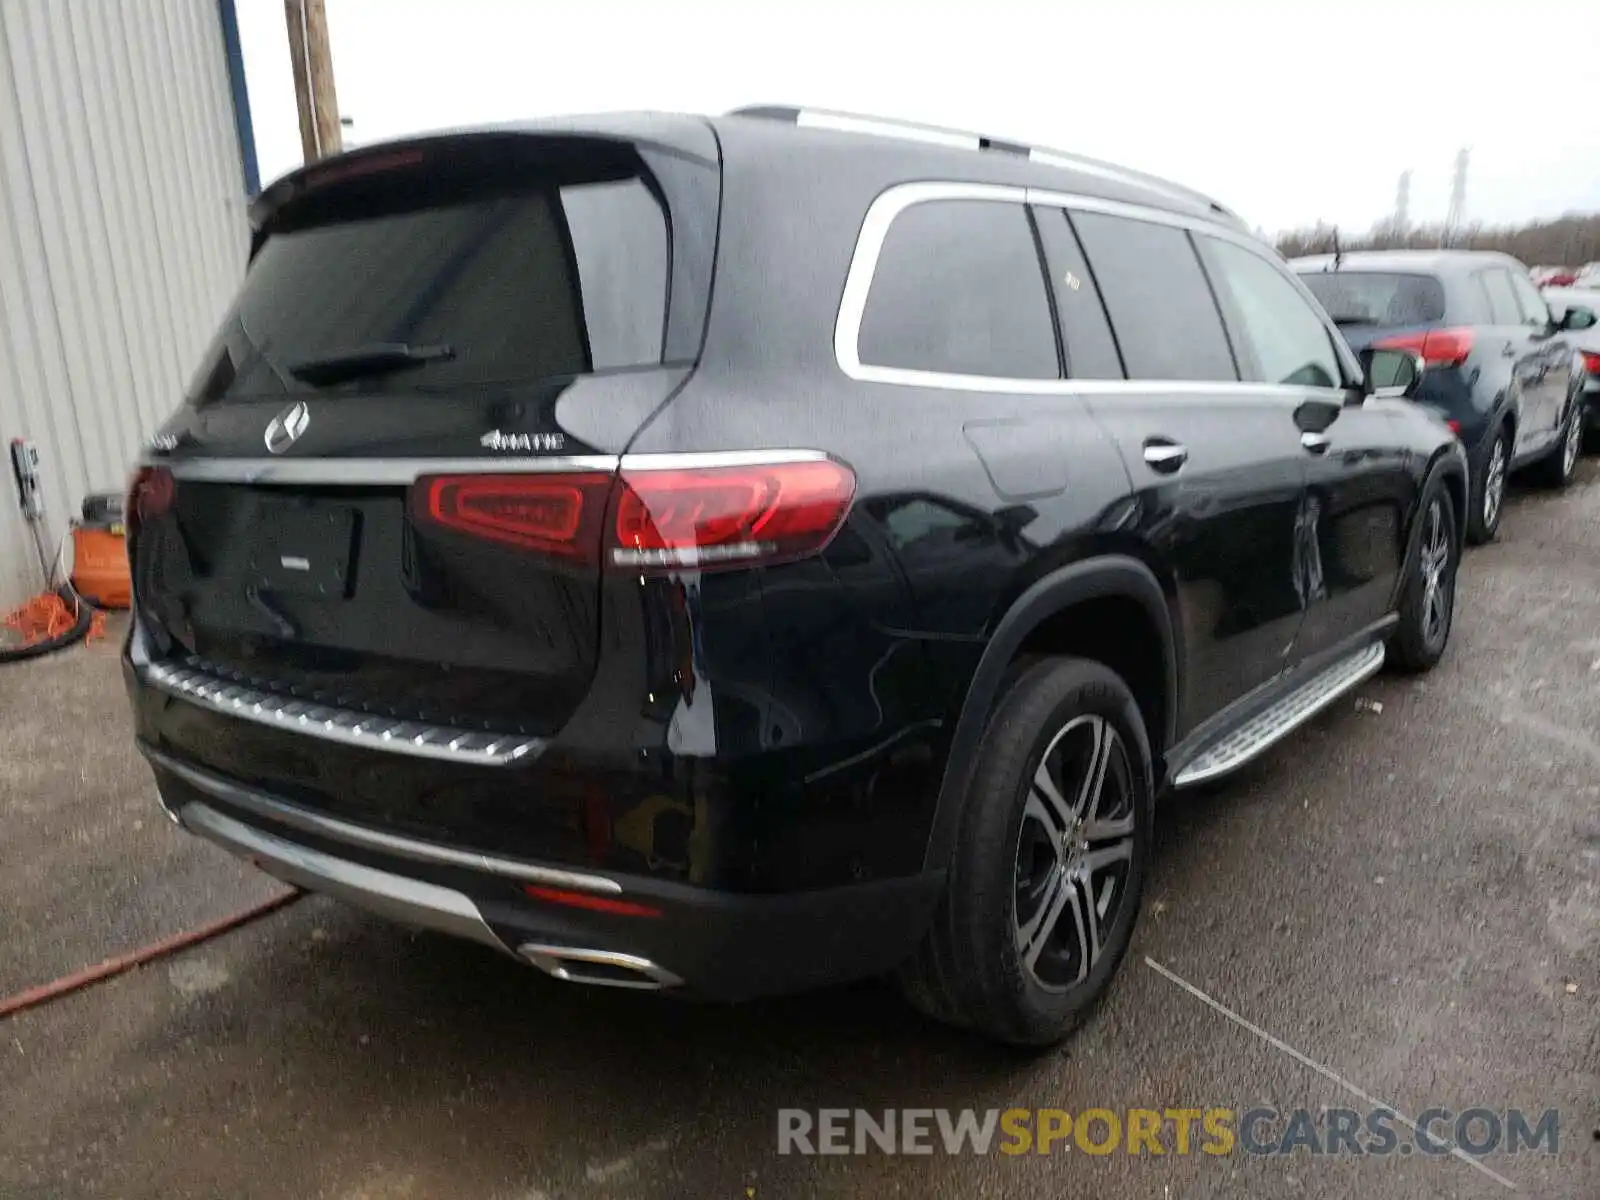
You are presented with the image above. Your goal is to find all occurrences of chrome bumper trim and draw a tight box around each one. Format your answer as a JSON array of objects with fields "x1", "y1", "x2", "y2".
[
  {"x1": 143, "y1": 746, "x2": 624, "y2": 894},
  {"x1": 139, "y1": 658, "x2": 545, "y2": 767},
  {"x1": 177, "y1": 799, "x2": 509, "y2": 954}
]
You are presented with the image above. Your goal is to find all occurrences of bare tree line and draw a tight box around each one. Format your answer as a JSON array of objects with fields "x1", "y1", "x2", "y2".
[{"x1": 1275, "y1": 211, "x2": 1600, "y2": 267}]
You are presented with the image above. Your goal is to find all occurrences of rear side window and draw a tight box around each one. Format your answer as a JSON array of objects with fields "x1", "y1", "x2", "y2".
[
  {"x1": 1298, "y1": 271, "x2": 1446, "y2": 327},
  {"x1": 1201, "y1": 238, "x2": 1343, "y2": 388},
  {"x1": 1070, "y1": 211, "x2": 1236, "y2": 382},
  {"x1": 192, "y1": 176, "x2": 669, "y2": 401},
  {"x1": 1477, "y1": 270, "x2": 1523, "y2": 326},
  {"x1": 856, "y1": 200, "x2": 1059, "y2": 380},
  {"x1": 1506, "y1": 270, "x2": 1552, "y2": 328},
  {"x1": 1032, "y1": 208, "x2": 1124, "y2": 379}
]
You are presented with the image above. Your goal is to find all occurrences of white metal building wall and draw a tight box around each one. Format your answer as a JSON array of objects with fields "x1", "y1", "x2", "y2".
[{"x1": 0, "y1": 0, "x2": 248, "y2": 610}]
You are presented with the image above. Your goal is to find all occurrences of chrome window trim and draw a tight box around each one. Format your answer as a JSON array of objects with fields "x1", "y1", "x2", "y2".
[
  {"x1": 833, "y1": 180, "x2": 1361, "y2": 399},
  {"x1": 144, "y1": 745, "x2": 624, "y2": 893}
]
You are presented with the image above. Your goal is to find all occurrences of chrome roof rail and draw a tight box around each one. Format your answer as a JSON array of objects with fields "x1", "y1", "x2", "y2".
[{"x1": 726, "y1": 104, "x2": 1242, "y2": 227}]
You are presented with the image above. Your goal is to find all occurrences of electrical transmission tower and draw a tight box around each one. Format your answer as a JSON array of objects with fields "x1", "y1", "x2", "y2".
[
  {"x1": 1394, "y1": 170, "x2": 1411, "y2": 240},
  {"x1": 1442, "y1": 149, "x2": 1469, "y2": 248}
]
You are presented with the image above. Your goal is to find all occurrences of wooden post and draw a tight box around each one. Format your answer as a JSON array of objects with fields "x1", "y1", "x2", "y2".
[{"x1": 285, "y1": 0, "x2": 342, "y2": 163}]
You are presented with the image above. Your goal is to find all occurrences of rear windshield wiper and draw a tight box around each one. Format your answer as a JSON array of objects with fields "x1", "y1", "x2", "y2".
[{"x1": 287, "y1": 342, "x2": 456, "y2": 386}]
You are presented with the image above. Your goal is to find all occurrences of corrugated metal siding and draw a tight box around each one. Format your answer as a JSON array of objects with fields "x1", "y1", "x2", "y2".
[{"x1": 0, "y1": 0, "x2": 247, "y2": 610}]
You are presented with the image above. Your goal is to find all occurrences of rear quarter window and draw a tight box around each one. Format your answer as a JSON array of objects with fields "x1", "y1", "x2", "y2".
[{"x1": 855, "y1": 199, "x2": 1059, "y2": 380}]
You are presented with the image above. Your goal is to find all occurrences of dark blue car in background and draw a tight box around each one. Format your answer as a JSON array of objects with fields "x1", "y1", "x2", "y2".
[{"x1": 1294, "y1": 250, "x2": 1595, "y2": 543}]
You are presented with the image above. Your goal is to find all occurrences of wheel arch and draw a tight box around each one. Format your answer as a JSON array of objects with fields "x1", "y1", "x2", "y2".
[{"x1": 921, "y1": 555, "x2": 1178, "y2": 871}]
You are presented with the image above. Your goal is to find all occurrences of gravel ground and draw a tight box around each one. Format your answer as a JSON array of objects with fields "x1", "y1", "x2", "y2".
[{"x1": 1, "y1": 461, "x2": 1596, "y2": 1199}]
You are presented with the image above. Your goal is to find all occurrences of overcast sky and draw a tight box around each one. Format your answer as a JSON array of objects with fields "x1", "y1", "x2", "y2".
[{"x1": 236, "y1": 0, "x2": 1600, "y2": 235}]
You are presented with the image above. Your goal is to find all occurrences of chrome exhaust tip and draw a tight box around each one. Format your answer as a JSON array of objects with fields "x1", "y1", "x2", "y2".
[{"x1": 517, "y1": 943, "x2": 682, "y2": 991}]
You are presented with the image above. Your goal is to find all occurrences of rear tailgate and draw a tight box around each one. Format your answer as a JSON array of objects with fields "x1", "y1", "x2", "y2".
[{"x1": 132, "y1": 127, "x2": 718, "y2": 743}]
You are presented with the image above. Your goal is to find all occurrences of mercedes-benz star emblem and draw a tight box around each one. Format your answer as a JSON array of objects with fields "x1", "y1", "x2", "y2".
[{"x1": 264, "y1": 401, "x2": 310, "y2": 455}]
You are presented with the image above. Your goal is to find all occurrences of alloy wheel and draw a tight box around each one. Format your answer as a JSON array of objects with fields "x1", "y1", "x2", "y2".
[
  {"x1": 1483, "y1": 436, "x2": 1506, "y2": 528},
  {"x1": 1419, "y1": 497, "x2": 1453, "y2": 647},
  {"x1": 1013, "y1": 715, "x2": 1135, "y2": 992},
  {"x1": 1563, "y1": 407, "x2": 1582, "y2": 478}
]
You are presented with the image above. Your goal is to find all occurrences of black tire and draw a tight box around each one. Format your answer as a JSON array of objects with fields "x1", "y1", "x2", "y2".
[
  {"x1": 898, "y1": 657, "x2": 1153, "y2": 1047},
  {"x1": 1530, "y1": 398, "x2": 1583, "y2": 489},
  {"x1": 1465, "y1": 424, "x2": 1509, "y2": 545},
  {"x1": 1388, "y1": 477, "x2": 1459, "y2": 673}
]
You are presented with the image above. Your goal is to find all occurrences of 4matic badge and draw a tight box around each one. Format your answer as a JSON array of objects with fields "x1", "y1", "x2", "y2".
[{"x1": 480, "y1": 430, "x2": 565, "y2": 452}]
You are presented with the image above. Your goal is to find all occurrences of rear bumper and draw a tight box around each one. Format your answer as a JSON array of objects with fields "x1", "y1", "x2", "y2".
[{"x1": 143, "y1": 745, "x2": 944, "y2": 1001}]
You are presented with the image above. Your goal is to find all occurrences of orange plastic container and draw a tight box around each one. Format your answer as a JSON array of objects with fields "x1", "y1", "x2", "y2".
[{"x1": 71, "y1": 522, "x2": 130, "y2": 609}]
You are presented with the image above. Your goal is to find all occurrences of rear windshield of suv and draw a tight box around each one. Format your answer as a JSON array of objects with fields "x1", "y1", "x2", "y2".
[
  {"x1": 1297, "y1": 270, "x2": 1446, "y2": 328},
  {"x1": 190, "y1": 176, "x2": 669, "y2": 402}
]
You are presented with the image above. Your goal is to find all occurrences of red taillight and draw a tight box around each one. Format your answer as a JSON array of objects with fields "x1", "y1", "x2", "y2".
[
  {"x1": 415, "y1": 473, "x2": 611, "y2": 560},
  {"x1": 613, "y1": 459, "x2": 855, "y2": 569},
  {"x1": 1374, "y1": 327, "x2": 1475, "y2": 367},
  {"x1": 1580, "y1": 351, "x2": 1600, "y2": 377},
  {"x1": 1446, "y1": 420, "x2": 1461, "y2": 434},
  {"x1": 413, "y1": 457, "x2": 856, "y2": 573},
  {"x1": 522, "y1": 885, "x2": 662, "y2": 918},
  {"x1": 125, "y1": 466, "x2": 175, "y2": 537}
]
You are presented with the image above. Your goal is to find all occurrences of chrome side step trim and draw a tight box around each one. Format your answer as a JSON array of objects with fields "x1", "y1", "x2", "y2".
[
  {"x1": 143, "y1": 746, "x2": 624, "y2": 893},
  {"x1": 177, "y1": 799, "x2": 511, "y2": 954},
  {"x1": 1173, "y1": 642, "x2": 1386, "y2": 788},
  {"x1": 141, "y1": 659, "x2": 545, "y2": 767},
  {"x1": 517, "y1": 943, "x2": 683, "y2": 991}
]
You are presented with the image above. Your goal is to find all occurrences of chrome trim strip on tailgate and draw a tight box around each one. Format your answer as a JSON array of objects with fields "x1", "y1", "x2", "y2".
[
  {"x1": 152, "y1": 455, "x2": 620, "y2": 485},
  {"x1": 144, "y1": 745, "x2": 624, "y2": 893},
  {"x1": 177, "y1": 798, "x2": 511, "y2": 952},
  {"x1": 139, "y1": 659, "x2": 546, "y2": 767},
  {"x1": 148, "y1": 450, "x2": 836, "y2": 485}
]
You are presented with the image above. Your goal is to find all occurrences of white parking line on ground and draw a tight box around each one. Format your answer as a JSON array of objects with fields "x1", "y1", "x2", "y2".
[
  {"x1": 1143, "y1": 956, "x2": 1517, "y2": 1191},
  {"x1": 584, "y1": 1134, "x2": 673, "y2": 1185},
  {"x1": 1497, "y1": 709, "x2": 1600, "y2": 766}
]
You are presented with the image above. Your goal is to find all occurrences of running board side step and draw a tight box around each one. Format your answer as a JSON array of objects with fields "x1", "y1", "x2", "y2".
[{"x1": 1173, "y1": 642, "x2": 1386, "y2": 788}]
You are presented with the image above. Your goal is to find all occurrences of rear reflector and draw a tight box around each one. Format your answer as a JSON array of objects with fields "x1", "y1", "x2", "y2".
[
  {"x1": 523, "y1": 885, "x2": 662, "y2": 918},
  {"x1": 1581, "y1": 351, "x2": 1600, "y2": 376},
  {"x1": 1374, "y1": 327, "x2": 1474, "y2": 367},
  {"x1": 412, "y1": 455, "x2": 855, "y2": 573}
]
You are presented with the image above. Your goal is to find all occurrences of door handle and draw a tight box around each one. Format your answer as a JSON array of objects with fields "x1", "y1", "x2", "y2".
[
  {"x1": 1300, "y1": 431, "x2": 1331, "y2": 455},
  {"x1": 1501, "y1": 343, "x2": 1518, "y2": 358},
  {"x1": 1142, "y1": 441, "x2": 1187, "y2": 473}
]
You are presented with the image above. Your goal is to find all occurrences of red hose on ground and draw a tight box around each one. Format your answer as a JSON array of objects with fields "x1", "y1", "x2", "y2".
[{"x1": 0, "y1": 889, "x2": 304, "y2": 1021}]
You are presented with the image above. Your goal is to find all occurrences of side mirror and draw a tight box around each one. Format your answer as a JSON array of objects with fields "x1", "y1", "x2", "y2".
[
  {"x1": 1358, "y1": 347, "x2": 1425, "y2": 400},
  {"x1": 1559, "y1": 305, "x2": 1597, "y2": 331}
]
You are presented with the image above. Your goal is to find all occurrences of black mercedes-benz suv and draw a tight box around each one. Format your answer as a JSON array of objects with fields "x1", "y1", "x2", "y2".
[{"x1": 126, "y1": 107, "x2": 1467, "y2": 1046}]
